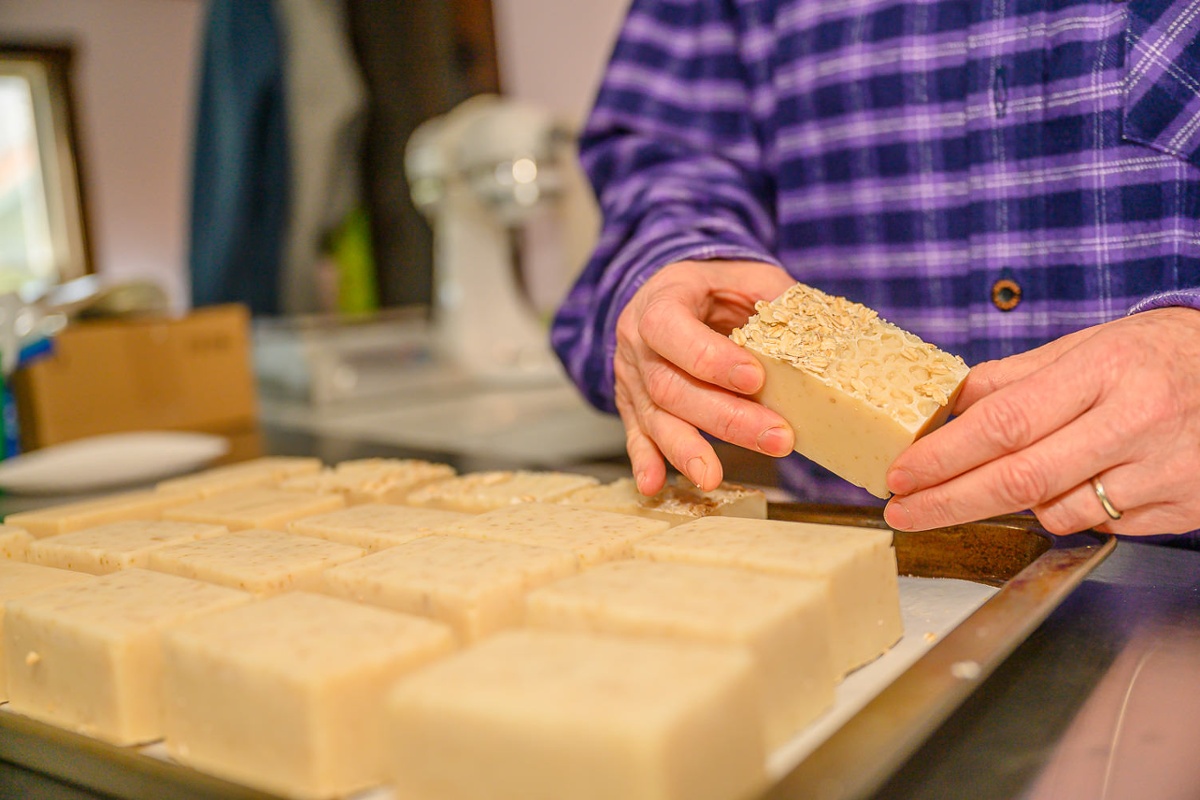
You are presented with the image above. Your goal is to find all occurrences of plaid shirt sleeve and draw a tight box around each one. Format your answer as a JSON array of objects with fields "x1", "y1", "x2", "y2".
[
  {"x1": 1124, "y1": 0, "x2": 1200, "y2": 168},
  {"x1": 549, "y1": 0, "x2": 780, "y2": 413}
]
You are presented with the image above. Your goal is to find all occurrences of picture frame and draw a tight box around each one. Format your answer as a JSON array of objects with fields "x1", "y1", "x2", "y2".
[{"x1": 0, "y1": 43, "x2": 92, "y2": 293}]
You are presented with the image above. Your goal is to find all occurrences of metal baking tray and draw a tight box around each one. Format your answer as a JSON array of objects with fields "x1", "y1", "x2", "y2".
[
  {"x1": 0, "y1": 504, "x2": 1114, "y2": 800},
  {"x1": 765, "y1": 503, "x2": 1114, "y2": 800}
]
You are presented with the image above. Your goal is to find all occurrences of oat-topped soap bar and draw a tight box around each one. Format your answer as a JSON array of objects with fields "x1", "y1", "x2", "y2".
[{"x1": 731, "y1": 283, "x2": 969, "y2": 498}]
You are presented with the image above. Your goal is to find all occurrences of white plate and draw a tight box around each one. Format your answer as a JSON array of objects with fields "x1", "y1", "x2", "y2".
[{"x1": 0, "y1": 432, "x2": 229, "y2": 495}]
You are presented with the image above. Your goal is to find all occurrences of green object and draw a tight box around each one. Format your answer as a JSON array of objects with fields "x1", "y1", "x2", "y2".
[{"x1": 330, "y1": 207, "x2": 379, "y2": 315}]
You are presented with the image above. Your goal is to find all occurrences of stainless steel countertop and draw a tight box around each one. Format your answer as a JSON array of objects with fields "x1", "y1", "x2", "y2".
[
  {"x1": 879, "y1": 535, "x2": 1200, "y2": 799},
  {"x1": 2, "y1": 425, "x2": 1197, "y2": 800}
]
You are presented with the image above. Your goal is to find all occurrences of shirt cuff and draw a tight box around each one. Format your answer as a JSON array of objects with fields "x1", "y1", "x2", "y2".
[{"x1": 1127, "y1": 289, "x2": 1200, "y2": 315}]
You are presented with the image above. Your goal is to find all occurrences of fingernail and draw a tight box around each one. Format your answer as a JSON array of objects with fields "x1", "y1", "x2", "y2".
[
  {"x1": 756, "y1": 425, "x2": 793, "y2": 456},
  {"x1": 634, "y1": 471, "x2": 649, "y2": 495},
  {"x1": 887, "y1": 468, "x2": 917, "y2": 495},
  {"x1": 884, "y1": 499, "x2": 914, "y2": 531},
  {"x1": 686, "y1": 457, "x2": 709, "y2": 489},
  {"x1": 729, "y1": 363, "x2": 762, "y2": 394}
]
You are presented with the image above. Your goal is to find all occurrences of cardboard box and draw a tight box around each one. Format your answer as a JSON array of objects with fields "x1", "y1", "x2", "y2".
[{"x1": 10, "y1": 304, "x2": 261, "y2": 459}]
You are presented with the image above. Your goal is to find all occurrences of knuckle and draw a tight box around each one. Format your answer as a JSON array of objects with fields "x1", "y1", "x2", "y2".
[
  {"x1": 612, "y1": 353, "x2": 636, "y2": 385},
  {"x1": 644, "y1": 364, "x2": 686, "y2": 410},
  {"x1": 963, "y1": 358, "x2": 1004, "y2": 393},
  {"x1": 1034, "y1": 503, "x2": 1086, "y2": 537},
  {"x1": 1094, "y1": 336, "x2": 1132, "y2": 378},
  {"x1": 686, "y1": 338, "x2": 722, "y2": 376},
  {"x1": 709, "y1": 399, "x2": 753, "y2": 444},
  {"x1": 976, "y1": 397, "x2": 1035, "y2": 452},
  {"x1": 615, "y1": 300, "x2": 644, "y2": 345},
  {"x1": 616, "y1": 372, "x2": 659, "y2": 423},
  {"x1": 1106, "y1": 410, "x2": 1145, "y2": 445},
  {"x1": 914, "y1": 490, "x2": 962, "y2": 530},
  {"x1": 636, "y1": 296, "x2": 675, "y2": 342},
  {"x1": 1128, "y1": 382, "x2": 1179, "y2": 432},
  {"x1": 665, "y1": 441, "x2": 705, "y2": 479},
  {"x1": 993, "y1": 456, "x2": 1051, "y2": 508},
  {"x1": 614, "y1": 384, "x2": 632, "y2": 416},
  {"x1": 632, "y1": 385, "x2": 660, "y2": 419}
]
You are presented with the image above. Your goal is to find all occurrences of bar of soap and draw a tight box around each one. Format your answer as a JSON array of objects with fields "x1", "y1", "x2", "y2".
[
  {"x1": 147, "y1": 529, "x2": 364, "y2": 595},
  {"x1": 0, "y1": 561, "x2": 94, "y2": 701},
  {"x1": 289, "y1": 503, "x2": 469, "y2": 553},
  {"x1": 163, "y1": 592, "x2": 454, "y2": 800},
  {"x1": 322, "y1": 535, "x2": 578, "y2": 643},
  {"x1": 163, "y1": 488, "x2": 345, "y2": 530},
  {"x1": 2, "y1": 490, "x2": 200, "y2": 539},
  {"x1": 156, "y1": 456, "x2": 323, "y2": 497},
  {"x1": 27, "y1": 520, "x2": 228, "y2": 575},
  {"x1": 405, "y1": 470, "x2": 600, "y2": 513},
  {"x1": 0, "y1": 524, "x2": 34, "y2": 560},
  {"x1": 279, "y1": 458, "x2": 456, "y2": 505},
  {"x1": 439, "y1": 503, "x2": 669, "y2": 567},
  {"x1": 562, "y1": 476, "x2": 767, "y2": 526},
  {"x1": 634, "y1": 516, "x2": 902, "y2": 676},
  {"x1": 3, "y1": 569, "x2": 250, "y2": 744},
  {"x1": 731, "y1": 282, "x2": 969, "y2": 498},
  {"x1": 387, "y1": 630, "x2": 766, "y2": 800},
  {"x1": 525, "y1": 560, "x2": 834, "y2": 747}
]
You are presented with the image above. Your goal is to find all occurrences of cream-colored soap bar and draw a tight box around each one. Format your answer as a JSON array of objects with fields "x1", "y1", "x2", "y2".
[
  {"x1": 731, "y1": 283, "x2": 969, "y2": 498},
  {"x1": 289, "y1": 503, "x2": 468, "y2": 553},
  {"x1": 163, "y1": 488, "x2": 345, "y2": 530},
  {"x1": 147, "y1": 529, "x2": 364, "y2": 595},
  {"x1": 562, "y1": 476, "x2": 767, "y2": 526},
  {"x1": 323, "y1": 535, "x2": 578, "y2": 643},
  {"x1": 0, "y1": 561, "x2": 94, "y2": 701},
  {"x1": 526, "y1": 560, "x2": 832, "y2": 747},
  {"x1": 279, "y1": 458, "x2": 456, "y2": 505},
  {"x1": 3, "y1": 490, "x2": 199, "y2": 539},
  {"x1": 156, "y1": 456, "x2": 323, "y2": 497},
  {"x1": 439, "y1": 502, "x2": 669, "y2": 567},
  {"x1": 27, "y1": 520, "x2": 228, "y2": 575},
  {"x1": 635, "y1": 516, "x2": 902, "y2": 676},
  {"x1": 4, "y1": 569, "x2": 250, "y2": 744},
  {"x1": 405, "y1": 470, "x2": 600, "y2": 513},
  {"x1": 388, "y1": 629, "x2": 766, "y2": 800},
  {"x1": 0, "y1": 525, "x2": 34, "y2": 560},
  {"x1": 164, "y1": 592, "x2": 453, "y2": 800}
]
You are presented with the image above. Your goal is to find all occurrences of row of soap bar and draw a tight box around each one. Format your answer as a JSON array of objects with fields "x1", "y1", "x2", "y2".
[
  {"x1": 0, "y1": 458, "x2": 901, "y2": 800},
  {"x1": 3, "y1": 456, "x2": 767, "y2": 538},
  {"x1": 3, "y1": 499, "x2": 899, "y2": 672}
]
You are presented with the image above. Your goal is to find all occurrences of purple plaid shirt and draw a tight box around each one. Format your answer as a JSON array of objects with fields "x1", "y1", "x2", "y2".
[{"x1": 552, "y1": 0, "x2": 1200, "y2": 508}]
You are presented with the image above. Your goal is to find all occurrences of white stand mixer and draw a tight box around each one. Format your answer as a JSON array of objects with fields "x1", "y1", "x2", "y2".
[
  {"x1": 274, "y1": 95, "x2": 629, "y2": 465},
  {"x1": 406, "y1": 95, "x2": 592, "y2": 385}
]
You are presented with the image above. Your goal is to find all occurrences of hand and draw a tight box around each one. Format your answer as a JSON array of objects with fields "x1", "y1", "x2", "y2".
[
  {"x1": 614, "y1": 260, "x2": 797, "y2": 495},
  {"x1": 883, "y1": 307, "x2": 1200, "y2": 535}
]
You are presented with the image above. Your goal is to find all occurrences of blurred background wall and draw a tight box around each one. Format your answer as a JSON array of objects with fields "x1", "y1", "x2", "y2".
[
  {"x1": 493, "y1": 0, "x2": 630, "y2": 126},
  {"x1": 0, "y1": 0, "x2": 204, "y2": 308},
  {"x1": 0, "y1": 0, "x2": 628, "y2": 311}
]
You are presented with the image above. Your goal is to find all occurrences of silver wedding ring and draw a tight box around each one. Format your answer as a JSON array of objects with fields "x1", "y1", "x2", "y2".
[{"x1": 1090, "y1": 476, "x2": 1122, "y2": 521}]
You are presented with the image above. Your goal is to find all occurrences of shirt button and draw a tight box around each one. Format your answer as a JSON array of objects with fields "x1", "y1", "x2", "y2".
[{"x1": 991, "y1": 278, "x2": 1021, "y2": 311}]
